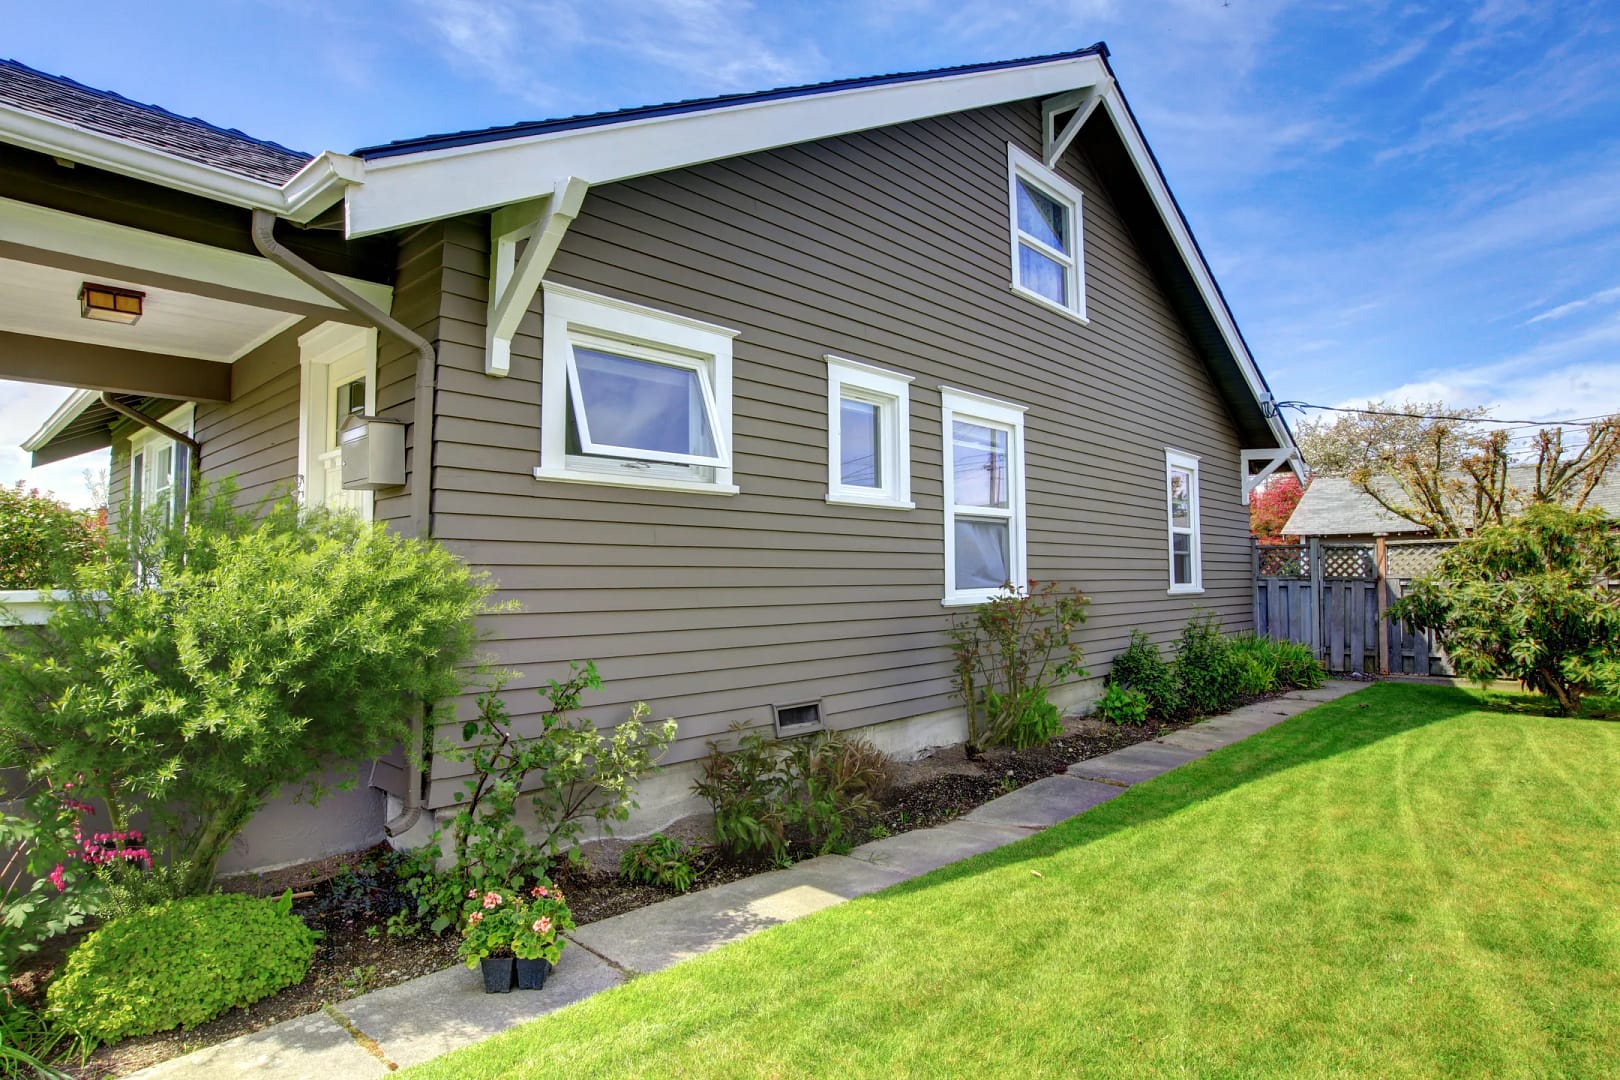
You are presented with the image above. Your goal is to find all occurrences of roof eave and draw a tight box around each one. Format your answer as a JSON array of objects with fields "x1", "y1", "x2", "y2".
[
  {"x1": 0, "y1": 104, "x2": 361, "y2": 221},
  {"x1": 21, "y1": 388, "x2": 97, "y2": 452}
]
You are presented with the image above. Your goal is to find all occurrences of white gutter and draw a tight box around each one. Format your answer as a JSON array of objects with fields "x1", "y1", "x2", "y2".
[{"x1": 0, "y1": 104, "x2": 361, "y2": 223}]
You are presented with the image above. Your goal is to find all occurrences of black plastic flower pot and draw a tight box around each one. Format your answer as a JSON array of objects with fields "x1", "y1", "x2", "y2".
[
  {"x1": 480, "y1": 956, "x2": 516, "y2": 994},
  {"x1": 515, "y1": 957, "x2": 551, "y2": 990}
]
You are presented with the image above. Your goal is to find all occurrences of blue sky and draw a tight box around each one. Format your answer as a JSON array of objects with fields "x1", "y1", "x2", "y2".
[{"x1": 4, "y1": 0, "x2": 1618, "y2": 505}]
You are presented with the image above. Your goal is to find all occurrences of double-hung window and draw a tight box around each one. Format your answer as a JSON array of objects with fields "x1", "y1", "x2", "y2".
[
  {"x1": 1007, "y1": 145, "x2": 1086, "y2": 322},
  {"x1": 825, "y1": 355, "x2": 913, "y2": 509},
  {"x1": 538, "y1": 283, "x2": 738, "y2": 494},
  {"x1": 127, "y1": 404, "x2": 194, "y2": 525},
  {"x1": 941, "y1": 388, "x2": 1027, "y2": 605},
  {"x1": 1166, "y1": 449, "x2": 1203, "y2": 593}
]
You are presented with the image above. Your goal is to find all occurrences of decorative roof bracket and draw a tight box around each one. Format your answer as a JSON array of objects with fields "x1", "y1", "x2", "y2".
[
  {"x1": 1241, "y1": 448, "x2": 1302, "y2": 505},
  {"x1": 1041, "y1": 79, "x2": 1110, "y2": 168},
  {"x1": 485, "y1": 176, "x2": 589, "y2": 377}
]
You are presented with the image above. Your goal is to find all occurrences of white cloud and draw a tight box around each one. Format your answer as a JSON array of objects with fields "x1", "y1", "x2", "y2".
[{"x1": 1526, "y1": 284, "x2": 1620, "y2": 324}]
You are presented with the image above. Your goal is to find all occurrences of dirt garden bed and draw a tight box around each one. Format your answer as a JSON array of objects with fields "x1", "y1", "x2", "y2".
[{"x1": 56, "y1": 706, "x2": 1228, "y2": 1078}]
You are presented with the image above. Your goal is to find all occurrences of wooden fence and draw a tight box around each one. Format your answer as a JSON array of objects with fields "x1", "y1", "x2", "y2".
[{"x1": 1253, "y1": 538, "x2": 1456, "y2": 675}]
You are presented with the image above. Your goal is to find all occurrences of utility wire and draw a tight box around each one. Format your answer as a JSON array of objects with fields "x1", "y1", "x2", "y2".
[{"x1": 1272, "y1": 401, "x2": 1615, "y2": 427}]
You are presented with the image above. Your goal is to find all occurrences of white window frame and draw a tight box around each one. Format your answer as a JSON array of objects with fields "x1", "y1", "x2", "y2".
[
  {"x1": 127, "y1": 403, "x2": 195, "y2": 523},
  {"x1": 941, "y1": 387, "x2": 1027, "y2": 607},
  {"x1": 298, "y1": 322, "x2": 378, "y2": 521},
  {"x1": 1007, "y1": 144, "x2": 1087, "y2": 324},
  {"x1": 1165, "y1": 449, "x2": 1203, "y2": 594},
  {"x1": 825, "y1": 355, "x2": 913, "y2": 510},
  {"x1": 537, "y1": 282, "x2": 739, "y2": 495}
]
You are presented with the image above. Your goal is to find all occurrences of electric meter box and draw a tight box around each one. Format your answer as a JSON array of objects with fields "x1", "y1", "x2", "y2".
[{"x1": 339, "y1": 414, "x2": 406, "y2": 490}]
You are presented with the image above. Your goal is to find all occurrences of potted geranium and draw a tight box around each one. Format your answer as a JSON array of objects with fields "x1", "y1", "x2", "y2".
[
  {"x1": 512, "y1": 881, "x2": 575, "y2": 990},
  {"x1": 459, "y1": 889, "x2": 518, "y2": 993}
]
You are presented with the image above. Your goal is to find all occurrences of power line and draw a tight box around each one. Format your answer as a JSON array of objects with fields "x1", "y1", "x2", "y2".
[{"x1": 1272, "y1": 401, "x2": 1616, "y2": 427}]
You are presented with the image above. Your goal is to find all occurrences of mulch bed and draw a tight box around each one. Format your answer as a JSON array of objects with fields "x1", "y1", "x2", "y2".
[{"x1": 56, "y1": 704, "x2": 1219, "y2": 1078}]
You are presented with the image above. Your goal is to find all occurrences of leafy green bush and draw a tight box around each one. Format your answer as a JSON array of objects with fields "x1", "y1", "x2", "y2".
[
  {"x1": 0, "y1": 482, "x2": 103, "y2": 590},
  {"x1": 0, "y1": 483, "x2": 492, "y2": 894},
  {"x1": 694, "y1": 728, "x2": 891, "y2": 862},
  {"x1": 1107, "y1": 631, "x2": 1183, "y2": 719},
  {"x1": 1174, "y1": 612, "x2": 1243, "y2": 716},
  {"x1": 0, "y1": 792, "x2": 99, "y2": 984},
  {"x1": 1095, "y1": 684, "x2": 1148, "y2": 726},
  {"x1": 619, "y1": 834, "x2": 703, "y2": 892},
  {"x1": 48, "y1": 892, "x2": 316, "y2": 1046},
  {"x1": 1227, "y1": 634, "x2": 1282, "y2": 697},
  {"x1": 1390, "y1": 504, "x2": 1620, "y2": 714},
  {"x1": 949, "y1": 581, "x2": 1089, "y2": 751},
  {"x1": 90, "y1": 858, "x2": 195, "y2": 921},
  {"x1": 403, "y1": 664, "x2": 676, "y2": 934},
  {"x1": 0, "y1": 995, "x2": 82, "y2": 1079}
]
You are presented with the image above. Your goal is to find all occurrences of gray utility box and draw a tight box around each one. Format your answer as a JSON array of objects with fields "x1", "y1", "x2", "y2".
[{"x1": 339, "y1": 414, "x2": 406, "y2": 490}]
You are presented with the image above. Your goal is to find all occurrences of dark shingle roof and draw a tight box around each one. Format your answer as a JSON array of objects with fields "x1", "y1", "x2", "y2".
[
  {"x1": 355, "y1": 44, "x2": 1109, "y2": 160},
  {"x1": 0, "y1": 59, "x2": 311, "y2": 184}
]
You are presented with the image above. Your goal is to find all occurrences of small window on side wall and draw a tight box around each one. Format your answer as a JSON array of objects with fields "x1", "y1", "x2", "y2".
[
  {"x1": 825, "y1": 355, "x2": 913, "y2": 510},
  {"x1": 1007, "y1": 144, "x2": 1086, "y2": 322},
  {"x1": 942, "y1": 388, "x2": 1027, "y2": 606},
  {"x1": 538, "y1": 282, "x2": 740, "y2": 495},
  {"x1": 1165, "y1": 449, "x2": 1202, "y2": 593}
]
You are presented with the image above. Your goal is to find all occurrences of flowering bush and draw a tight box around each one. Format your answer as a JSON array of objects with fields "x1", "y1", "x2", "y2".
[
  {"x1": 0, "y1": 481, "x2": 492, "y2": 893},
  {"x1": 0, "y1": 791, "x2": 99, "y2": 981},
  {"x1": 0, "y1": 482, "x2": 104, "y2": 590},
  {"x1": 457, "y1": 884, "x2": 573, "y2": 967}
]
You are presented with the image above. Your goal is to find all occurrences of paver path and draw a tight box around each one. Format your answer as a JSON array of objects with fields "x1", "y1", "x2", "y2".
[{"x1": 129, "y1": 679, "x2": 1370, "y2": 1077}]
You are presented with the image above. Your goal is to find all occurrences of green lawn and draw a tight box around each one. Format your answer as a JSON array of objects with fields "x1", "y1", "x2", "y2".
[{"x1": 405, "y1": 683, "x2": 1620, "y2": 1079}]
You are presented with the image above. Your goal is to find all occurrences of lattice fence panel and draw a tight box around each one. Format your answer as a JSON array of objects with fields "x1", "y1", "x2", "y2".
[
  {"x1": 1386, "y1": 541, "x2": 1459, "y2": 580},
  {"x1": 1257, "y1": 544, "x2": 1310, "y2": 577},
  {"x1": 1319, "y1": 544, "x2": 1376, "y2": 579}
]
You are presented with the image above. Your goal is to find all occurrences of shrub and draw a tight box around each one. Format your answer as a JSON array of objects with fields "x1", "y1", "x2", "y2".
[
  {"x1": 406, "y1": 665, "x2": 676, "y2": 934},
  {"x1": 0, "y1": 483, "x2": 492, "y2": 893},
  {"x1": 0, "y1": 995, "x2": 81, "y2": 1079},
  {"x1": 949, "y1": 581, "x2": 1089, "y2": 751},
  {"x1": 0, "y1": 482, "x2": 103, "y2": 590},
  {"x1": 90, "y1": 857, "x2": 194, "y2": 921},
  {"x1": 48, "y1": 892, "x2": 316, "y2": 1046},
  {"x1": 1174, "y1": 612, "x2": 1243, "y2": 716},
  {"x1": 1107, "y1": 631, "x2": 1183, "y2": 719},
  {"x1": 1268, "y1": 639, "x2": 1326, "y2": 690},
  {"x1": 1390, "y1": 504, "x2": 1620, "y2": 714},
  {"x1": 694, "y1": 728, "x2": 892, "y2": 862},
  {"x1": 0, "y1": 792, "x2": 98, "y2": 983},
  {"x1": 619, "y1": 834, "x2": 703, "y2": 892},
  {"x1": 1095, "y1": 684, "x2": 1148, "y2": 726},
  {"x1": 1226, "y1": 634, "x2": 1282, "y2": 698}
]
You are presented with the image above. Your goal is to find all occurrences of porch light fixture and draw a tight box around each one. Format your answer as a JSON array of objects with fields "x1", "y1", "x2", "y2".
[{"x1": 79, "y1": 282, "x2": 144, "y2": 325}]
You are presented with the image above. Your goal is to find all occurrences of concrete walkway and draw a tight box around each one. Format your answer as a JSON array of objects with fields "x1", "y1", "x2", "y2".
[{"x1": 130, "y1": 679, "x2": 1369, "y2": 1078}]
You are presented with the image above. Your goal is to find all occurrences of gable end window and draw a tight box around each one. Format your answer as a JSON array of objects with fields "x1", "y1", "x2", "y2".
[
  {"x1": 825, "y1": 355, "x2": 913, "y2": 510},
  {"x1": 1007, "y1": 144, "x2": 1087, "y2": 323},
  {"x1": 537, "y1": 283, "x2": 739, "y2": 495},
  {"x1": 1166, "y1": 449, "x2": 1203, "y2": 593},
  {"x1": 941, "y1": 388, "x2": 1027, "y2": 606}
]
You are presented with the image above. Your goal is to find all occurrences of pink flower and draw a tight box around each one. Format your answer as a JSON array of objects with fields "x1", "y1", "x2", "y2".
[
  {"x1": 531, "y1": 885, "x2": 549, "y2": 898},
  {"x1": 468, "y1": 911, "x2": 484, "y2": 925},
  {"x1": 533, "y1": 916, "x2": 552, "y2": 935},
  {"x1": 482, "y1": 891, "x2": 503, "y2": 909},
  {"x1": 48, "y1": 864, "x2": 65, "y2": 892},
  {"x1": 468, "y1": 889, "x2": 479, "y2": 899}
]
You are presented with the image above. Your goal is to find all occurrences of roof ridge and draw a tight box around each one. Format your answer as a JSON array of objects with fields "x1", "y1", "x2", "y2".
[{"x1": 355, "y1": 43, "x2": 1109, "y2": 159}]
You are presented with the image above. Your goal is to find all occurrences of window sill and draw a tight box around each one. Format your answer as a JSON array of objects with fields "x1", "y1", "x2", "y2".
[
  {"x1": 825, "y1": 493, "x2": 916, "y2": 511},
  {"x1": 533, "y1": 466, "x2": 740, "y2": 496},
  {"x1": 1010, "y1": 284, "x2": 1090, "y2": 326},
  {"x1": 1167, "y1": 585, "x2": 1205, "y2": 596},
  {"x1": 941, "y1": 592, "x2": 1001, "y2": 608}
]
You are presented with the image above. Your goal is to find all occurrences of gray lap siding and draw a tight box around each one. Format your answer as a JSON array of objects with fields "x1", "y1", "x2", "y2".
[{"x1": 423, "y1": 98, "x2": 1252, "y2": 801}]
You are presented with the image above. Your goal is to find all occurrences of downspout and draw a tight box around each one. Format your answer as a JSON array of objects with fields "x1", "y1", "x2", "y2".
[
  {"x1": 250, "y1": 209, "x2": 434, "y2": 836},
  {"x1": 100, "y1": 392, "x2": 201, "y2": 456}
]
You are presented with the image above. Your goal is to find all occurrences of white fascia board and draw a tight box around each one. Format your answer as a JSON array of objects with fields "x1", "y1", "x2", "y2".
[
  {"x1": 0, "y1": 106, "x2": 361, "y2": 223},
  {"x1": 345, "y1": 53, "x2": 1112, "y2": 237},
  {"x1": 21, "y1": 389, "x2": 98, "y2": 452},
  {"x1": 1095, "y1": 89, "x2": 1298, "y2": 457},
  {"x1": 0, "y1": 196, "x2": 392, "y2": 313}
]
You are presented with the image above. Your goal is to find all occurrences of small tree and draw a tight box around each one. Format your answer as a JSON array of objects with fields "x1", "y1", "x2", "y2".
[
  {"x1": 1249, "y1": 474, "x2": 1303, "y2": 542},
  {"x1": 0, "y1": 482, "x2": 105, "y2": 588},
  {"x1": 1389, "y1": 504, "x2": 1620, "y2": 715},
  {"x1": 0, "y1": 482, "x2": 492, "y2": 892}
]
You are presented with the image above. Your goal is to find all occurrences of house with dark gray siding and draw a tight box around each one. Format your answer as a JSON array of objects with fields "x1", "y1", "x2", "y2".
[{"x1": 1, "y1": 46, "x2": 1301, "y2": 869}]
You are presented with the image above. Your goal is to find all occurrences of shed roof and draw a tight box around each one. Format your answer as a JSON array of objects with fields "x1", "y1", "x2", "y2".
[
  {"x1": 0, "y1": 58, "x2": 311, "y2": 184},
  {"x1": 1285, "y1": 471, "x2": 1620, "y2": 537}
]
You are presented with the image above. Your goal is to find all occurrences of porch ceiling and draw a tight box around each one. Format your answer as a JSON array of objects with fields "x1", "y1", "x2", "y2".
[{"x1": 0, "y1": 256, "x2": 298, "y2": 363}]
